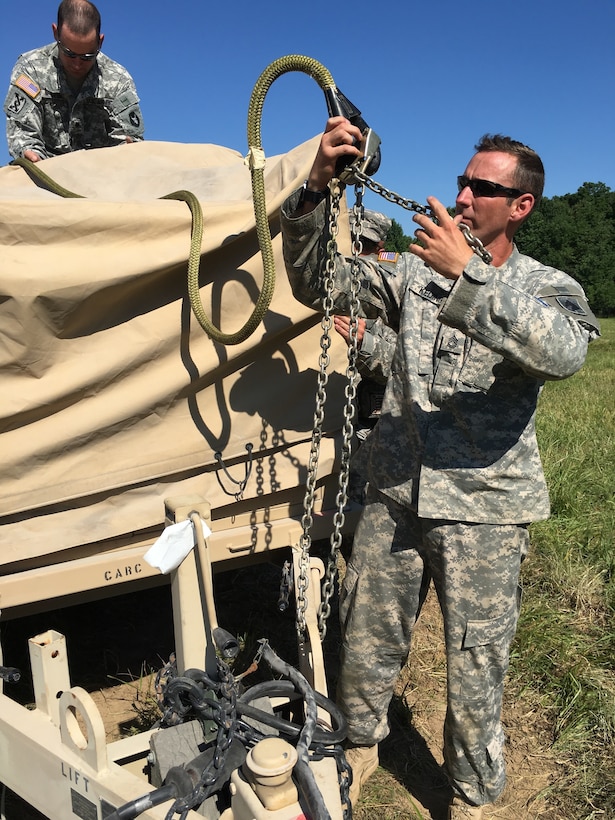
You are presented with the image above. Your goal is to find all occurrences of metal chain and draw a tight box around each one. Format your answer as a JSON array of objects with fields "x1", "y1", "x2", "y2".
[
  {"x1": 157, "y1": 643, "x2": 352, "y2": 816},
  {"x1": 310, "y1": 744, "x2": 353, "y2": 819},
  {"x1": 295, "y1": 185, "x2": 342, "y2": 639},
  {"x1": 317, "y1": 186, "x2": 364, "y2": 639},
  {"x1": 352, "y1": 168, "x2": 493, "y2": 265},
  {"x1": 159, "y1": 662, "x2": 237, "y2": 818}
]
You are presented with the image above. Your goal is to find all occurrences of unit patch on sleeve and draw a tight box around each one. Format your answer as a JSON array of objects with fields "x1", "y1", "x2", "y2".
[
  {"x1": 4, "y1": 87, "x2": 35, "y2": 120},
  {"x1": 555, "y1": 295, "x2": 586, "y2": 316},
  {"x1": 536, "y1": 284, "x2": 600, "y2": 333}
]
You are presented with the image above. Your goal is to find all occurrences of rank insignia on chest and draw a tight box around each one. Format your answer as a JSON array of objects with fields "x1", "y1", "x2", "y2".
[
  {"x1": 377, "y1": 250, "x2": 399, "y2": 263},
  {"x1": 15, "y1": 73, "x2": 41, "y2": 99}
]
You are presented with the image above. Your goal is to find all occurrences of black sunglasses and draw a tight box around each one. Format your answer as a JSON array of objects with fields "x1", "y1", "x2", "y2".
[
  {"x1": 56, "y1": 39, "x2": 100, "y2": 61},
  {"x1": 457, "y1": 175, "x2": 525, "y2": 199}
]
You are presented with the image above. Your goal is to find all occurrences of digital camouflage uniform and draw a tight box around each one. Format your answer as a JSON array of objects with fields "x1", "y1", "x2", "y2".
[
  {"x1": 346, "y1": 211, "x2": 394, "y2": 501},
  {"x1": 280, "y1": 189, "x2": 599, "y2": 806},
  {"x1": 347, "y1": 316, "x2": 397, "y2": 503},
  {"x1": 356, "y1": 315, "x2": 397, "y2": 386},
  {"x1": 4, "y1": 42, "x2": 144, "y2": 159}
]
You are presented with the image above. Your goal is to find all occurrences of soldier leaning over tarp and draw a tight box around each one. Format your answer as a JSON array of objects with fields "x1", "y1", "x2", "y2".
[{"x1": 4, "y1": 0, "x2": 144, "y2": 162}]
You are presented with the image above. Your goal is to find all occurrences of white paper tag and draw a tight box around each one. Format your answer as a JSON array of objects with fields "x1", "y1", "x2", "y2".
[{"x1": 144, "y1": 517, "x2": 212, "y2": 574}]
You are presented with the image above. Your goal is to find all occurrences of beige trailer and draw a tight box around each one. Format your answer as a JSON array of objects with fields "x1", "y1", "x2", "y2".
[{"x1": 0, "y1": 136, "x2": 359, "y2": 819}]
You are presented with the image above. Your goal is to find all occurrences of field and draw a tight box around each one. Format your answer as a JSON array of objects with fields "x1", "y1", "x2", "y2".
[{"x1": 1, "y1": 319, "x2": 613, "y2": 820}]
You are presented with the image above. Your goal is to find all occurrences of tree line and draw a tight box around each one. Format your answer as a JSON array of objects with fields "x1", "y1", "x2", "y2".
[{"x1": 385, "y1": 182, "x2": 615, "y2": 316}]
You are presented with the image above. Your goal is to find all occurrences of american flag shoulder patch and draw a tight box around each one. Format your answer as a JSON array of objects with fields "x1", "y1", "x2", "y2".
[
  {"x1": 15, "y1": 74, "x2": 41, "y2": 99},
  {"x1": 378, "y1": 250, "x2": 399, "y2": 263}
]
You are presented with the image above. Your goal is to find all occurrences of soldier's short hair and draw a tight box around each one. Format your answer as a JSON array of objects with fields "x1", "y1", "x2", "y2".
[
  {"x1": 475, "y1": 133, "x2": 544, "y2": 206},
  {"x1": 57, "y1": 0, "x2": 102, "y2": 38}
]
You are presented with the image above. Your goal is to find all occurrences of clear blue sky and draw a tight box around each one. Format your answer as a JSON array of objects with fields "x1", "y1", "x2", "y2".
[{"x1": 1, "y1": 0, "x2": 613, "y2": 233}]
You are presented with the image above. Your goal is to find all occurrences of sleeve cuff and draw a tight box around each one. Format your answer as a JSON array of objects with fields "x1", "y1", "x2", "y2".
[
  {"x1": 438, "y1": 256, "x2": 492, "y2": 326},
  {"x1": 358, "y1": 330, "x2": 376, "y2": 357},
  {"x1": 461, "y1": 254, "x2": 491, "y2": 284},
  {"x1": 282, "y1": 187, "x2": 328, "y2": 222}
]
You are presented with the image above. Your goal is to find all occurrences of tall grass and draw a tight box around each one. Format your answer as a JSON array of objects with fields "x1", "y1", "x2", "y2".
[{"x1": 510, "y1": 317, "x2": 615, "y2": 818}]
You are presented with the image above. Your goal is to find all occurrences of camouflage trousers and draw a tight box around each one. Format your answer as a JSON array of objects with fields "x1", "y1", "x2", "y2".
[{"x1": 337, "y1": 485, "x2": 528, "y2": 806}]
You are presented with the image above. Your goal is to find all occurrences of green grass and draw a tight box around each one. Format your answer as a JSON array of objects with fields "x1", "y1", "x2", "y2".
[{"x1": 510, "y1": 317, "x2": 615, "y2": 818}]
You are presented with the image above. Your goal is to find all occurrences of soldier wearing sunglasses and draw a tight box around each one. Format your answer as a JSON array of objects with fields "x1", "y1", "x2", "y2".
[
  {"x1": 281, "y1": 120, "x2": 600, "y2": 819},
  {"x1": 4, "y1": 0, "x2": 144, "y2": 162}
]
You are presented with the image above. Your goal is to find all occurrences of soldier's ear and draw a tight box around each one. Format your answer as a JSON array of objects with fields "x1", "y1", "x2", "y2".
[{"x1": 510, "y1": 193, "x2": 534, "y2": 226}]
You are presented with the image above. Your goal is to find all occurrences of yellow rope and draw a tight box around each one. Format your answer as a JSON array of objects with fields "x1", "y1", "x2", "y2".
[{"x1": 239, "y1": 55, "x2": 336, "y2": 344}]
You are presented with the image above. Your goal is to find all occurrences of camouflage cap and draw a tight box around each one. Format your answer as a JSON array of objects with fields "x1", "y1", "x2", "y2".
[{"x1": 350, "y1": 209, "x2": 392, "y2": 244}]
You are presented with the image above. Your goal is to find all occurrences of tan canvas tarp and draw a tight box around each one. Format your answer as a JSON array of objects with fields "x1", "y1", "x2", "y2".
[{"x1": 0, "y1": 138, "x2": 353, "y2": 565}]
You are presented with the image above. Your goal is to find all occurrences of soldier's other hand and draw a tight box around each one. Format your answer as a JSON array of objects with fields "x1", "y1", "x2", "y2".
[
  {"x1": 334, "y1": 315, "x2": 366, "y2": 347},
  {"x1": 409, "y1": 196, "x2": 473, "y2": 280},
  {"x1": 23, "y1": 150, "x2": 41, "y2": 162}
]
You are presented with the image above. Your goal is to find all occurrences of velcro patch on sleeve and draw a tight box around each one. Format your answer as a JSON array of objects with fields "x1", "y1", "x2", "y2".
[
  {"x1": 112, "y1": 88, "x2": 139, "y2": 113},
  {"x1": 537, "y1": 284, "x2": 600, "y2": 333},
  {"x1": 15, "y1": 73, "x2": 41, "y2": 99},
  {"x1": 377, "y1": 250, "x2": 399, "y2": 264}
]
